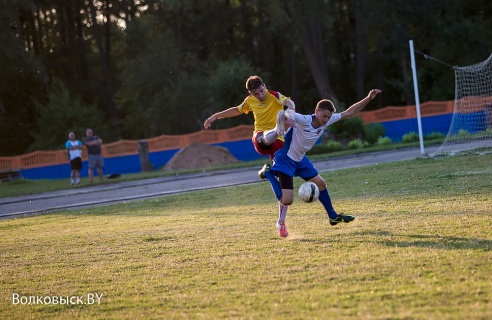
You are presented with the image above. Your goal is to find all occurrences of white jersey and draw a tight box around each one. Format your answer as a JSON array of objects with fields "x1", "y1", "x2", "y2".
[
  {"x1": 283, "y1": 112, "x2": 342, "y2": 162},
  {"x1": 65, "y1": 140, "x2": 83, "y2": 160}
]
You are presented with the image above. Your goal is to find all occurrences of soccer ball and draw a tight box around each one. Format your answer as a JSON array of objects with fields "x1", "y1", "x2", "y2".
[{"x1": 298, "y1": 182, "x2": 319, "y2": 203}]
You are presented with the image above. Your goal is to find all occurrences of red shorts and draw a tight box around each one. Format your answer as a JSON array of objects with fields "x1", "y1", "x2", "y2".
[{"x1": 252, "y1": 131, "x2": 284, "y2": 161}]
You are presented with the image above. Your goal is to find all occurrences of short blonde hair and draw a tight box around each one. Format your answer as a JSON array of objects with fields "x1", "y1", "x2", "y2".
[{"x1": 316, "y1": 99, "x2": 336, "y2": 112}]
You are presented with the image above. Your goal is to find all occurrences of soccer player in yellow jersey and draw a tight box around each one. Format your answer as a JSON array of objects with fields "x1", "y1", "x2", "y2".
[{"x1": 204, "y1": 75, "x2": 295, "y2": 161}]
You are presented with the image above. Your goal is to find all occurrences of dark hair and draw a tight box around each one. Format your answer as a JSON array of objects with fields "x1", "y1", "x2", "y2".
[
  {"x1": 245, "y1": 76, "x2": 264, "y2": 91},
  {"x1": 316, "y1": 99, "x2": 336, "y2": 112}
]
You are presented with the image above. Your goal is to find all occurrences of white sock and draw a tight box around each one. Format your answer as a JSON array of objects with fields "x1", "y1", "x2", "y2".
[
  {"x1": 277, "y1": 203, "x2": 288, "y2": 223},
  {"x1": 262, "y1": 128, "x2": 278, "y2": 145}
]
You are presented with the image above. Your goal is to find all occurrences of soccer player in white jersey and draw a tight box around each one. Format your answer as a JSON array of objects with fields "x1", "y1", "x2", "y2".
[{"x1": 258, "y1": 89, "x2": 381, "y2": 237}]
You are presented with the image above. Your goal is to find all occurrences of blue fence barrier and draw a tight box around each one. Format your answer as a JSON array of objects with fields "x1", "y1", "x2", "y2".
[
  {"x1": 19, "y1": 140, "x2": 267, "y2": 180},
  {"x1": 379, "y1": 114, "x2": 453, "y2": 142}
]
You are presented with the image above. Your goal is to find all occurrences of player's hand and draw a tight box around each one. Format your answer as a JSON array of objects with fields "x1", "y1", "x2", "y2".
[
  {"x1": 284, "y1": 108, "x2": 295, "y2": 119},
  {"x1": 204, "y1": 116, "x2": 215, "y2": 129},
  {"x1": 368, "y1": 89, "x2": 382, "y2": 100}
]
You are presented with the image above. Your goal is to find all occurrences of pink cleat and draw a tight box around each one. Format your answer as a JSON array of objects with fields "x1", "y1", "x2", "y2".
[{"x1": 276, "y1": 222, "x2": 288, "y2": 237}]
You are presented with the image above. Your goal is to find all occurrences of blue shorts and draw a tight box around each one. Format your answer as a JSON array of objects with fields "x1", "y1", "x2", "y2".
[
  {"x1": 88, "y1": 154, "x2": 104, "y2": 169},
  {"x1": 270, "y1": 150, "x2": 318, "y2": 181}
]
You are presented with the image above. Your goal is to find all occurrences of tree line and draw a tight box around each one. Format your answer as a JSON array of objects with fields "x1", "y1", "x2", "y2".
[{"x1": 0, "y1": 0, "x2": 490, "y2": 156}]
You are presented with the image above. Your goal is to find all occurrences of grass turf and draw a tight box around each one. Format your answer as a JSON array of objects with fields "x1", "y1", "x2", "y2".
[{"x1": 1, "y1": 153, "x2": 491, "y2": 319}]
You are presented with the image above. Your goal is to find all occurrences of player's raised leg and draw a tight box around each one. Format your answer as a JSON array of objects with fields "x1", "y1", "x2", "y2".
[
  {"x1": 260, "y1": 110, "x2": 285, "y2": 146},
  {"x1": 276, "y1": 110, "x2": 285, "y2": 137}
]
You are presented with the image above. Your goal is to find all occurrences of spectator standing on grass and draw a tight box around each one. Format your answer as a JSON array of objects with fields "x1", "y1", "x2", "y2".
[
  {"x1": 203, "y1": 75, "x2": 295, "y2": 162},
  {"x1": 84, "y1": 128, "x2": 104, "y2": 183},
  {"x1": 65, "y1": 132, "x2": 83, "y2": 187},
  {"x1": 258, "y1": 89, "x2": 382, "y2": 237}
]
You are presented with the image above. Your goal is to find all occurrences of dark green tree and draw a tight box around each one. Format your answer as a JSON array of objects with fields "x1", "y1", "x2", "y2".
[
  {"x1": 0, "y1": 0, "x2": 47, "y2": 156},
  {"x1": 29, "y1": 82, "x2": 109, "y2": 151},
  {"x1": 1, "y1": 0, "x2": 491, "y2": 156}
]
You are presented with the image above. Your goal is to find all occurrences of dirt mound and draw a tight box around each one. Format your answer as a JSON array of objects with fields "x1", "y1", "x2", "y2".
[{"x1": 162, "y1": 142, "x2": 239, "y2": 171}]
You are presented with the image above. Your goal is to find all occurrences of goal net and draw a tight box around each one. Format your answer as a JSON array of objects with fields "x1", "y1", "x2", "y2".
[{"x1": 431, "y1": 53, "x2": 492, "y2": 157}]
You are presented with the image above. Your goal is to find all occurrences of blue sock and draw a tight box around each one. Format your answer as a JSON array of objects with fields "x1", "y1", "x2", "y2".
[
  {"x1": 318, "y1": 188, "x2": 338, "y2": 219},
  {"x1": 265, "y1": 170, "x2": 282, "y2": 201}
]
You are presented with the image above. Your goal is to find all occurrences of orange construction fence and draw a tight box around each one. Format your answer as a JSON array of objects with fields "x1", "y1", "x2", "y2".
[
  {"x1": 1, "y1": 98, "x2": 490, "y2": 171},
  {"x1": 0, "y1": 124, "x2": 256, "y2": 171},
  {"x1": 359, "y1": 100, "x2": 455, "y2": 123}
]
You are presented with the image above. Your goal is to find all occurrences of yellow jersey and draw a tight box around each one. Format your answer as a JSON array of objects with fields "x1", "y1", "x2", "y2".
[{"x1": 237, "y1": 90, "x2": 288, "y2": 138}]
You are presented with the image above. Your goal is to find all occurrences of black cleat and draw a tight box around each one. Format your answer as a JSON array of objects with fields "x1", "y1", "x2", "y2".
[
  {"x1": 258, "y1": 163, "x2": 271, "y2": 179},
  {"x1": 329, "y1": 214, "x2": 355, "y2": 226}
]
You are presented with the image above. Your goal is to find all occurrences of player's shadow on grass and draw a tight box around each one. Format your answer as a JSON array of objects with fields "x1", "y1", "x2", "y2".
[{"x1": 352, "y1": 230, "x2": 491, "y2": 251}]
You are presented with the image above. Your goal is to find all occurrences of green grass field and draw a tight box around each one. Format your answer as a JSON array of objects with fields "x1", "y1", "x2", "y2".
[{"x1": 1, "y1": 153, "x2": 491, "y2": 319}]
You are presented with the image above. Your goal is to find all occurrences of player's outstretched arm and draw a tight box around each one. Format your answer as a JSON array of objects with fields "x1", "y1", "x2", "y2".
[
  {"x1": 204, "y1": 107, "x2": 242, "y2": 129},
  {"x1": 340, "y1": 89, "x2": 381, "y2": 120}
]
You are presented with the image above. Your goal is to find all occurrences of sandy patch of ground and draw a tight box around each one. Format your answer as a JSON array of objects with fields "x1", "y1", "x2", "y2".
[{"x1": 162, "y1": 142, "x2": 239, "y2": 171}]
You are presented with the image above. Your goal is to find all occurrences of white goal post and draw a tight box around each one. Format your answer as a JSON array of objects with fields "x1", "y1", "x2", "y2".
[{"x1": 409, "y1": 40, "x2": 426, "y2": 156}]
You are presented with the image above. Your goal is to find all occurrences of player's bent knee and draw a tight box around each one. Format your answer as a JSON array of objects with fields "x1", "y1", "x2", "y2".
[
  {"x1": 309, "y1": 176, "x2": 326, "y2": 191},
  {"x1": 280, "y1": 189, "x2": 294, "y2": 205},
  {"x1": 280, "y1": 198, "x2": 293, "y2": 206}
]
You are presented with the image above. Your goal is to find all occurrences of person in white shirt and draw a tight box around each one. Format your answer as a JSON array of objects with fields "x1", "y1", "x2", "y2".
[
  {"x1": 258, "y1": 89, "x2": 382, "y2": 237},
  {"x1": 65, "y1": 132, "x2": 84, "y2": 186}
]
